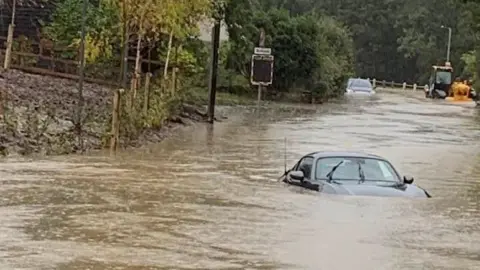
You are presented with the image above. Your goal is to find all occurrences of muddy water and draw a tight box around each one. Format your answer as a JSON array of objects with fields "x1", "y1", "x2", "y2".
[{"x1": 1, "y1": 92, "x2": 480, "y2": 269}]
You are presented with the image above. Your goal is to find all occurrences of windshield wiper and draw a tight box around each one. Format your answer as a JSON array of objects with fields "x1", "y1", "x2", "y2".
[
  {"x1": 326, "y1": 160, "x2": 344, "y2": 182},
  {"x1": 357, "y1": 162, "x2": 365, "y2": 184}
]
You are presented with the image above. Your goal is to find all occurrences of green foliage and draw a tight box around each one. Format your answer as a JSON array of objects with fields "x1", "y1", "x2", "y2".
[
  {"x1": 461, "y1": 50, "x2": 476, "y2": 80},
  {"x1": 118, "y1": 77, "x2": 184, "y2": 144},
  {"x1": 314, "y1": 16, "x2": 355, "y2": 98},
  {"x1": 43, "y1": 0, "x2": 119, "y2": 60},
  {"x1": 41, "y1": 0, "x2": 480, "y2": 107},
  {"x1": 252, "y1": 0, "x2": 480, "y2": 84},
  {"x1": 224, "y1": 2, "x2": 355, "y2": 97}
]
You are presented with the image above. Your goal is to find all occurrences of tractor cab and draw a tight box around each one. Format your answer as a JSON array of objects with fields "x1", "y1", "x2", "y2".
[{"x1": 425, "y1": 63, "x2": 453, "y2": 99}]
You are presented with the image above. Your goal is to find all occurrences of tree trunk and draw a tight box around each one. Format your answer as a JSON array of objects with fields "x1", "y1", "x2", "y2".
[
  {"x1": 163, "y1": 29, "x2": 174, "y2": 79},
  {"x1": 133, "y1": 33, "x2": 143, "y2": 100},
  {"x1": 4, "y1": 0, "x2": 16, "y2": 69}
]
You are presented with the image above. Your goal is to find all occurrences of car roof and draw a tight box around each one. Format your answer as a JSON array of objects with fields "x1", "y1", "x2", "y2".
[
  {"x1": 304, "y1": 151, "x2": 385, "y2": 160},
  {"x1": 348, "y1": 78, "x2": 370, "y2": 82},
  {"x1": 348, "y1": 78, "x2": 372, "y2": 87}
]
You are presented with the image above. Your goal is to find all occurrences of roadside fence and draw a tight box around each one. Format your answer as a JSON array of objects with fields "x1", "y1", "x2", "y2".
[{"x1": 367, "y1": 78, "x2": 423, "y2": 91}]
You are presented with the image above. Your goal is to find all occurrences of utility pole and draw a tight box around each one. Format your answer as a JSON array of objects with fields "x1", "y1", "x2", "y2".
[
  {"x1": 75, "y1": 0, "x2": 87, "y2": 151},
  {"x1": 257, "y1": 28, "x2": 265, "y2": 109},
  {"x1": 207, "y1": 20, "x2": 221, "y2": 123},
  {"x1": 441, "y1": 25, "x2": 452, "y2": 63}
]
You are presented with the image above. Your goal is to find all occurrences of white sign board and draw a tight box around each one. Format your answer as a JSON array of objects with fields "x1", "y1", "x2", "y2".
[{"x1": 254, "y1": 47, "x2": 271, "y2": 55}]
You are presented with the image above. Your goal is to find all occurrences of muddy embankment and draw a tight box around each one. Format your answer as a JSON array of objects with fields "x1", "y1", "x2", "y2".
[{"x1": 0, "y1": 69, "x2": 218, "y2": 157}]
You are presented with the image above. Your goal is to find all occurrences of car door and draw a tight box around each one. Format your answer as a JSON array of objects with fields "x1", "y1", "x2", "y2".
[{"x1": 290, "y1": 156, "x2": 319, "y2": 190}]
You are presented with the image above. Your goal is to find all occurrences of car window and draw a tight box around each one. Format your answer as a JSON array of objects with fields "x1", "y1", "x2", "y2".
[
  {"x1": 315, "y1": 157, "x2": 399, "y2": 182},
  {"x1": 296, "y1": 156, "x2": 314, "y2": 179},
  {"x1": 351, "y1": 79, "x2": 372, "y2": 88},
  {"x1": 436, "y1": 71, "x2": 452, "y2": 84},
  {"x1": 347, "y1": 79, "x2": 353, "y2": 87}
]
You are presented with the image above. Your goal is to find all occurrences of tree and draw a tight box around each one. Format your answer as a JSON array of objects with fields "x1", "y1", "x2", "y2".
[
  {"x1": 459, "y1": 0, "x2": 480, "y2": 85},
  {"x1": 44, "y1": 0, "x2": 119, "y2": 62},
  {"x1": 223, "y1": 1, "x2": 355, "y2": 95}
]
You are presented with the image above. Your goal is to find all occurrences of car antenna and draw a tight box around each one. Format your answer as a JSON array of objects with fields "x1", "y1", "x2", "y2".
[{"x1": 277, "y1": 137, "x2": 288, "y2": 182}]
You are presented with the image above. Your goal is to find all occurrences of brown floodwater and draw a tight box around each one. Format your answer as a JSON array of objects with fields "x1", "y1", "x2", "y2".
[{"x1": 1, "y1": 91, "x2": 480, "y2": 269}]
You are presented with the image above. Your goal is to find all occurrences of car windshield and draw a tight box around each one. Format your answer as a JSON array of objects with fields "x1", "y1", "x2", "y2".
[
  {"x1": 315, "y1": 157, "x2": 399, "y2": 182},
  {"x1": 435, "y1": 71, "x2": 452, "y2": 84},
  {"x1": 349, "y1": 79, "x2": 372, "y2": 88}
]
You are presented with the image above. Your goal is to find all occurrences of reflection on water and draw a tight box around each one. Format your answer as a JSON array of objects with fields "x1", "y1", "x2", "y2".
[{"x1": 0, "y1": 92, "x2": 479, "y2": 269}]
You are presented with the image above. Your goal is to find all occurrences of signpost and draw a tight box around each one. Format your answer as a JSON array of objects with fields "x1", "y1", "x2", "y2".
[
  {"x1": 254, "y1": 47, "x2": 271, "y2": 55},
  {"x1": 251, "y1": 29, "x2": 274, "y2": 109},
  {"x1": 250, "y1": 54, "x2": 274, "y2": 85}
]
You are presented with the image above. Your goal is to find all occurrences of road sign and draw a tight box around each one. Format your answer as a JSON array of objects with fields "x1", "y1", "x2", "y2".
[
  {"x1": 251, "y1": 54, "x2": 274, "y2": 86},
  {"x1": 254, "y1": 47, "x2": 271, "y2": 55}
]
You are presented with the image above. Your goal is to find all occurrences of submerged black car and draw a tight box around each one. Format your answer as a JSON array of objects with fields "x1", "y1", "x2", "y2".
[{"x1": 280, "y1": 151, "x2": 431, "y2": 198}]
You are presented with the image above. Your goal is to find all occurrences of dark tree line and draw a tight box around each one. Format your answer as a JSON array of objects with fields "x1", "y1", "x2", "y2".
[{"x1": 223, "y1": 0, "x2": 480, "y2": 86}]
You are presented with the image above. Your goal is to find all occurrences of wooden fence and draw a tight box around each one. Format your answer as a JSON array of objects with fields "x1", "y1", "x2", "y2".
[
  {"x1": 367, "y1": 78, "x2": 423, "y2": 91},
  {"x1": 0, "y1": 34, "x2": 183, "y2": 154},
  {"x1": 0, "y1": 35, "x2": 179, "y2": 88}
]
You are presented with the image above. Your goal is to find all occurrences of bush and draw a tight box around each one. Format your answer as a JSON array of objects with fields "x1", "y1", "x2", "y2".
[{"x1": 224, "y1": 4, "x2": 355, "y2": 99}]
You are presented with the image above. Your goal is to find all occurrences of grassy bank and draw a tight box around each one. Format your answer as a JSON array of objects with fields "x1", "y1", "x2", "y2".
[{"x1": 0, "y1": 69, "x2": 256, "y2": 157}]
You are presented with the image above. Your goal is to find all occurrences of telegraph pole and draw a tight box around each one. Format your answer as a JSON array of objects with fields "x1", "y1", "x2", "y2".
[{"x1": 207, "y1": 20, "x2": 221, "y2": 123}]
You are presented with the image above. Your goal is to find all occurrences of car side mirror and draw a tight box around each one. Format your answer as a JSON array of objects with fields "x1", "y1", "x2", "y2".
[
  {"x1": 403, "y1": 175, "x2": 414, "y2": 184},
  {"x1": 289, "y1": 170, "x2": 304, "y2": 181}
]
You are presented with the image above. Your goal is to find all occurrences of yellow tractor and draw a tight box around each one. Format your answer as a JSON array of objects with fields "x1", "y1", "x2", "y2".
[
  {"x1": 425, "y1": 62, "x2": 478, "y2": 104},
  {"x1": 446, "y1": 79, "x2": 473, "y2": 102}
]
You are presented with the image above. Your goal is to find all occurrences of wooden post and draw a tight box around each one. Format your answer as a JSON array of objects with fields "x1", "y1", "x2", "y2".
[
  {"x1": 382, "y1": 80, "x2": 386, "y2": 87},
  {"x1": 143, "y1": 72, "x2": 151, "y2": 116},
  {"x1": 402, "y1": 82, "x2": 406, "y2": 90},
  {"x1": 372, "y1": 78, "x2": 376, "y2": 88},
  {"x1": 110, "y1": 89, "x2": 123, "y2": 155},
  {"x1": 390, "y1": 81, "x2": 394, "y2": 87},
  {"x1": 413, "y1": 83, "x2": 417, "y2": 91},
  {"x1": 132, "y1": 73, "x2": 140, "y2": 100},
  {"x1": 173, "y1": 67, "x2": 178, "y2": 92},
  {"x1": 137, "y1": 73, "x2": 142, "y2": 89},
  {"x1": 171, "y1": 67, "x2": 177, "y2": 95},
  {"x1": 128, "y1": 78, "x2": 135, "y2": 112},
  {"x1": 0, "y1": 89, "x2": 4, "y2": 116}
]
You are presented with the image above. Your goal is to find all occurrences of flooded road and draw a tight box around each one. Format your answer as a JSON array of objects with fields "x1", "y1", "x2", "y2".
[{"x1": 1, "y1": 91, "x2": 480, "y2": 269}]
